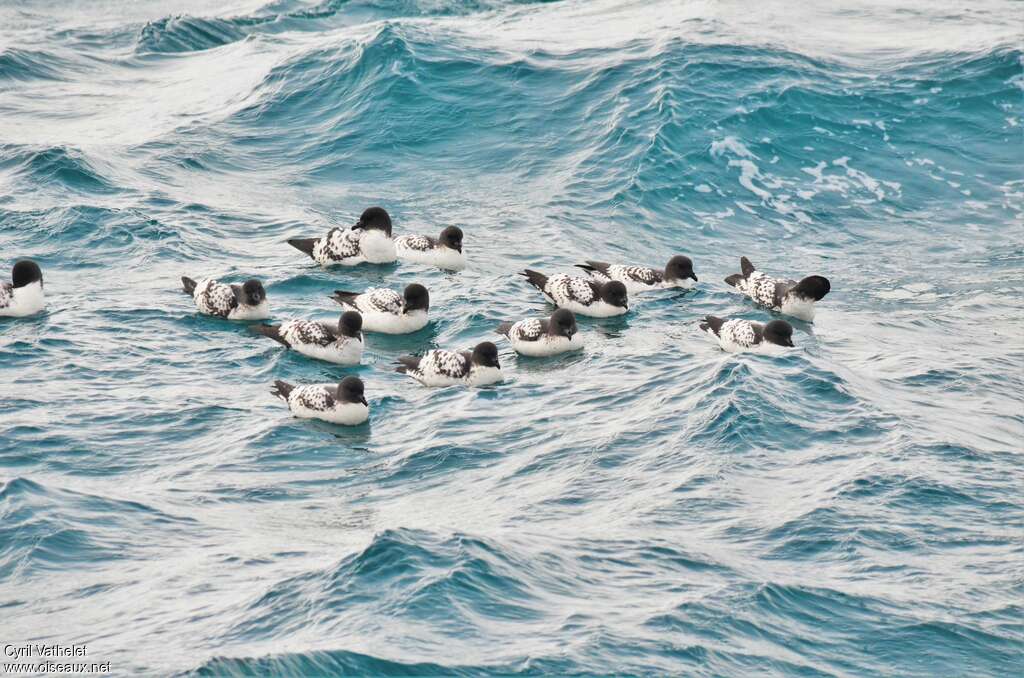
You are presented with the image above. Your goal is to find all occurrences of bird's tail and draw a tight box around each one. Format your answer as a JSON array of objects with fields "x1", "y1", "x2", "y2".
[
  {"x1": 520, "y1": 269, "x2": 548, "y2": 292},
  {"x1": 181, "y1": 276, "x2": 197, "y2": 295},
  {"x1": 250, "y1": 324, "x2": 289, "y2": 347},
  {"x1": 271, "y1": 380, "x2": 294, "y2": 400},
  {"x1": 330, "y1": 290, "x2": 360, "y2": 307},
  {"x1": 395, "y1": 355, "x2": 421, "y2": 374},
  {"x1": 740, "y1": 256, "x2": 756, "y2": 278},
  {"x1": 700, "y1": 315, "x2": 725, "y2": 336},
  {"x1": 575, "y1": 260, "x2": 609, "y2": 276},
  {"x1": 724, "y1": 274, "x2": 744, "y2": 288},
  {"x1": 287, "y1": 238, "x2": 318, "y2": 257},
  {"x1": 495, "y1": 321, "x2": 514, "y2": 337}
]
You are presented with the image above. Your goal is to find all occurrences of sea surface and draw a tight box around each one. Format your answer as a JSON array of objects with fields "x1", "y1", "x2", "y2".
[{"x1": 1, "y1": 0, "x2": 1022, "y2": 675}]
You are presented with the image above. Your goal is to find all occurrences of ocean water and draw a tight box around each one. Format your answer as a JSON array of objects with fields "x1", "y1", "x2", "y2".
[{"x1": 1, "y1": 0, "x2": 1022, "y2": 674}]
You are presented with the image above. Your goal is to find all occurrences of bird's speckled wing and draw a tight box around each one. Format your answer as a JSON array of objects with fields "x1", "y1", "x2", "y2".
[
  {"x1": 359, "y1": 287, "x2": 404, "y2": 314},
  {"x1": 195, "y1": 279, "x2": 237, "y2": 318},
  {"x1": 420, "y1": 350, "x2": 471, "y2": 379},
  {"x1": 290, "y1": 385, "x2": 335, "y2": 412},
  {"x1": 510, "y1": 318, "x2": 544, "y2": 342},
  {"x1": 611, "y1": 265, "x2": 661, "y2": 286},
  {"x1": 395, "y1": 234, "x2": 435, "y2": 251},
  {"x1": 547, "y1": 274, "x2": 597, "y2": 306},
  {"x1": 280, "y1": 320, "x2": 335, "y2": 347},
  {"x1": 741, "y1": 271, "x2": 786, "y2": 309},
  {"x1": 721, "y1": 319, "x2": 759, "y2": 348},
  {"x1": 314, "y1": 228, "x2": 362, "y2": 263}
]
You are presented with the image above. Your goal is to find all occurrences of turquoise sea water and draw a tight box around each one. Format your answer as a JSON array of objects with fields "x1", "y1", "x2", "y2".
[{"x1": 1, "y1": 0, "x2": 1022, "y2": 675}]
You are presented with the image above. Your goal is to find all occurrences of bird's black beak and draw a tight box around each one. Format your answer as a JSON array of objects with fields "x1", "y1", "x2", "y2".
[
  {"x1": 360, "y1": 396, "x2": 368, "y2": 406},
  {"x1": 454, "y1": 242, "x2": 463, "y2": 253},
  {"x1": 786, "y1": 339, "x2": 795, "y2": 347},
  {"x1": 690, "y1": 273, "x2": 699, "y2": 282},
  {"x1": 352, "y1": 220, "x2": 365, "y2": 230}
]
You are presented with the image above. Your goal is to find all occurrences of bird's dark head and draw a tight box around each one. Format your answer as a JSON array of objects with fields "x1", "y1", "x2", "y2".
[
  {"x1": 339, "y1": 311, "x2": 363, "y2": 337},
  {"x1": 439, "y1": 226, "x2": 463, "y2": 252},
  {"x1": 12, "y1": 260, "x2": 42, "y2": 288},
  {"x1": 339, "y1": 376, "x2": 367, "y2": 406},
  {"x1": 601, "y1": 280, "x2": 628, "y2": 309},
  {"x1": 403, "y1": 283, "x2": 430, "y2": 312},
  {"x1": 792, "y1": 275, "x2": 830, "y2": 301},
  {"x1": 549, "y1": 308, "x2": 577, "y2": 339},
  {"x1": 764, "y1": 319, "x2": 795, "y2": 347},
  {"x1": 471, "y1": 341, "x2": 500, "y2": 369},
  {"x1": 353, "y1": 206, "x2": 392, "y2": 236},
  {"x1": 241, "y1": 279, "x2": 266, "y2": 306},
  {"x1": 665, "y1": 255, "x2": 697, "y2": 283}
]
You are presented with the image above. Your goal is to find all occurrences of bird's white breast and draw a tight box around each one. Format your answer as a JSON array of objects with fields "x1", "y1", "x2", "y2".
[
  {"x1": 396, "y1": 244, "x2": 465, "y2": 271},
  {"x1": 664, "y1": 278, "x2": 696, "y2": 291},
  {"x1": 511, "y1": 333, "x2": 583, "y2": 357},
  {"x1": 0, "y1": 281, "x2": 44, "y2": 317},
  {"x1": 227, "y1": 300, "x2": 271, "y2": 321},
  {"x1": 293, "y1": 400, "x2": 368, "y2": 425},
  {"x1": 294, "y1": 337, "x2": 363, "y2": 365},
  {"x1": 467, "y1": 365, "x2": 503, "y2": 386},
  {"x1": 323, "y1": 402, "x2": 369, "y2": 425},
  {"x1": 573, "y1": 300, "x2": 627, "y2": 318},
  {"x1": 781, "y1": 296, "x2": 816, "y2": 321},
  {"x1": 413, "y1": 372, "x2": 459, "y2": 387},
  {"x1": 620, "y1": 279, "x2": 658, "y2": 295},
  {"x1": 361, "y1": 309, "x2": 427, "y2": 334},
  {"x1": 360, "y1": 230, "x2": 397, "y2": 264}
]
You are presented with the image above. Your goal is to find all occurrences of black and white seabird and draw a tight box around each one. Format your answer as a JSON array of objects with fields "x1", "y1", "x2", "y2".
[
  {"x1": 181, "y1": 276, "x2": 269, "y2": 320},
  {"x1": 271, "y1": 375, "x2": 369, "y2": 425},
  {"x1": 396, "y1": 341, "x2": 502, "y2": 387},
  {"x1": 576, "y1": 255, "x2": 697, "y2": 293},
  {"x1": 0, "y1": 260, "x2": 44, "y2": 317},
  {"x1": 496, "y1": 308, "x2": 582, "y2": 356},
  {"x1": 287, "y1": 206, "x2": 396, "y2": 266},
  {"x1": 724, "y1": 256, "x2": 830, "y2": 321},
  {"x1": 251, "y1": 311, "x2": 363, "y2": 365},
  {"x1": 394, "y1": 226, "x2": 465, "y2": 271},
  {"x1": 700, "y1": 315, "x2": 795, "y2": 353},
  {"x1": 520, "y1": 270, "x2": 628, "y2": 318},
  {"x1": 330, "y1": 284, "x2": 429, "y2": 334}
]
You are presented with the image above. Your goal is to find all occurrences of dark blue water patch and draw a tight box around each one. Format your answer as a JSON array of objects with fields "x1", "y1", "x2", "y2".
[
  {"x1": 136, "y1": 15, "x2": 271, "y2": 54},
  {"x1": 135, "y1": 0, "x2": 563, "y2": 58},
  {"x1": 220, "y1": 529, "x2": 548, "y2": 643},
  {"x1": 836, "y1": 472, "x2": 992, "y2": 512},
  {"x1": 730, "y1": 580, "x2": 1023, "y2": 676},
  {"x1": 0, "y1": 48, "x2": 72, "y2": 82},
  {"x1": 227, "y1": 24, "x2": 585, "y2": 173},
  {"x1": 190, "y1": 647, "x2": 583, "y2": 676},
  {"x1": 0, "y1": 477, "x2": 198, "y2": 580},
  {"x1": 377, "y1": 442, "x2": 506, "y2": 487},
  {"x1": 203, "y1": 484, "x2": 308, "y2": 504},
  {"x1": 191, "y1": 649, "x2": 466, "y2": 676},
  {"x1": 231, "y1": 25, "x2": 409, "y2": 128},
  {"x1": 0, "y1": 146, "x2": 120, "y2": 195},
  {"x1": 866, "y1": 618, "x2": 1022, "y2": 677}
]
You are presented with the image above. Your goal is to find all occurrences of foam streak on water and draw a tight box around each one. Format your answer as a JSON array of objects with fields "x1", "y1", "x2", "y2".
[{"x1": 1, "y1": 1, "x2": 1022, "y2": 675}]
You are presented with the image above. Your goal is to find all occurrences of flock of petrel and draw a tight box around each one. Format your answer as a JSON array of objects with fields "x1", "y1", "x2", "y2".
[{"x1": 1, "y1": 206, "x2": 831, "y2": 425}]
